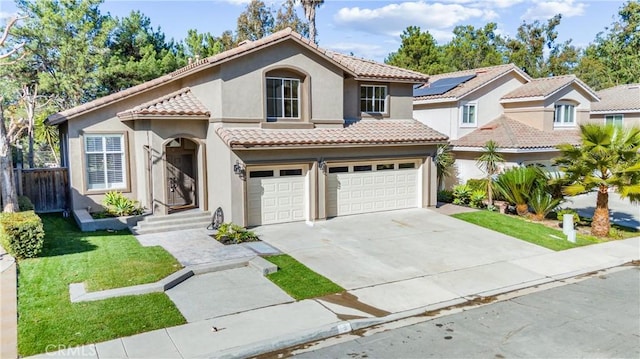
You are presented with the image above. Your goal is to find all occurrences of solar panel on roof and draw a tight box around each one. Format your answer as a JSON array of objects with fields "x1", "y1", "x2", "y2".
[{"x1": 413, "y1": 74, "x2": 476, "y2": 97}]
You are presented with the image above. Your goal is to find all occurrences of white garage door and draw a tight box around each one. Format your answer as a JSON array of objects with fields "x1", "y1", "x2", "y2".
[
  {"x1": 327, "y1": 161, "x2": 420, "y2": 217},
  {"x1": 247, "y1": 167, "x2": 306, "y2": 226}
]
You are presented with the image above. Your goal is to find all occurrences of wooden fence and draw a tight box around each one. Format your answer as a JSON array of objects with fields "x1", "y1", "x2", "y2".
[{"x1": 13, "y1": 167, "x2": 69, "y2": 213}]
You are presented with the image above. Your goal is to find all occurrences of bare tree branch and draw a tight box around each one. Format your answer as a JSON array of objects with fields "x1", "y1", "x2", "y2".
[{"x1": 0, "y1": 16, "x2": 26, "y2": 65}]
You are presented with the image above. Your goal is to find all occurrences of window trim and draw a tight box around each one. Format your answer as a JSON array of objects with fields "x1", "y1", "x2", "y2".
[
  {"x1": 459, "y1": 102, "x2": 478, "y2": 128},
  {"x1": 360, "y1": 84, "x2": 388, "y2": 115},
  {"x1": 82, "y1": 132, "x2": 129, "y2": 194},
  {"x1": 553, "y1": 103, "x2": 576, "y2": 127},
  {"x1": 266, "y1": 76, "x2": 301, "y2": 121},
  {"x1": 604, "y1": 114, "x2": 624, "y2": 126}
]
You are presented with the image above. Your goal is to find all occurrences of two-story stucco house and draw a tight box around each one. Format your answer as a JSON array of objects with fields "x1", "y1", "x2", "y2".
[
  {"x1": 47, "y1": 28, "x2": 448, "y2": 228},
  {"x1": 589, "y1": 83, "x2": 640, "y2": 128},
  {"x1": 412, "y1": 64, "x2": 599, "y2": 187}
]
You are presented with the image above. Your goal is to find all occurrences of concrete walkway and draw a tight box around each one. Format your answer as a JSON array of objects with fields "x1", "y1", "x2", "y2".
[{"x1": 33, "y1": 213, "x2": 640, "y2": 359}]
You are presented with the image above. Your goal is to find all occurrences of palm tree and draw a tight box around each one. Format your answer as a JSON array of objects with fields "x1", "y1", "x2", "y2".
[
  {"x1": 300, "y1": 0, "x2": 323, "y2": 43},
  {"x1": 555, "y1": 124, "x2": 640, "y2": 237},
  {"x1": 476, "y1": 140, "x2": 504, "y2": 206},
  {"x1": 494, "y1": 166, "x2": 540, "y2": 216},
  {"x1": 434, "y1": 144, "x2": 455, "y2": 190}
]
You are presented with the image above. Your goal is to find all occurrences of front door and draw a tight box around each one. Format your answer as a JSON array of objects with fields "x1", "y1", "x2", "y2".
[{"x1": 166, "y1": 139, "x2": 197, "y2": 211}]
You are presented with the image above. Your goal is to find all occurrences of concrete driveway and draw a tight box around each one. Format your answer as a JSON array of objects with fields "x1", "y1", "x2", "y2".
[
  {"x1": 561, "y1": 192, "x2": 640, "y2": 230},
  {"x1": 255, "y1": 208, "x2": 552, "y2": 291}
]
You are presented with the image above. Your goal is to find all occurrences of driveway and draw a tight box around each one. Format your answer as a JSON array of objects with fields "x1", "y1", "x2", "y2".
[
  {"x1": 561, "y1": 192, "x2": 640, "y2": 230},
  {"x1": 255, "y1": 208, "x2": 551, "y2": 291}
]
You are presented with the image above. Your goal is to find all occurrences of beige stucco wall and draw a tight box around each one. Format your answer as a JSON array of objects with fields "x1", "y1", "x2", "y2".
[
  {"x1": 587, "y1": 112, "x2": 640, "y2": 128},
  {"x1": 344, "y1": 80, "x2": 415, "y2": 121}
]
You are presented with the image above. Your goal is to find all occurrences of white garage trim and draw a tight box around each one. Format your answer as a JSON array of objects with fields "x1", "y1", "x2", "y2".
[
  {"x1": 326, "y1": 159, "x2": 422, "y2": 217},
  {"x1": 247, "y1": 164, "x2": 309, "y2": 226}
]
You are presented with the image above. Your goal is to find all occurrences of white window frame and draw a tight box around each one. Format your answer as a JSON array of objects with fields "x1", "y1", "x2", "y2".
[
  {"x1": 360, "y1": 85, "x2": 388, "y2": 114},
  {"x1": 605, "y1": 114, "x2": 624, "y2": 126},
  {"x1": 84, "y1": 134, "x2": 126, "y2": 191},
  {"x1": 553, "y1": 103, "x2": 576, "y2": 127},
  {"x1": 266, "y1": 77, "x2": 301, "y2": 120},
  {"x1": 459, "y1": 102, "x2": 477, "y2": 127}
]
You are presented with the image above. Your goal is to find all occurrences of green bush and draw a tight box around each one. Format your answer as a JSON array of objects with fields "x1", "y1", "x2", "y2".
[
  {"x1": 437, "y1": 190, "x2": 454, "y2": 203},
  {"x1": 18, "y1": 196, "x2": 34, "y2": 212},
  {"x1": 469, "y1": 189, "x2": 487, "y2": 208},
  {"x1": 0, "y1": 211, "x2": 45, "y2": 259},
  {"x1": 103, "y1": 191, "x2": 144, "y2": 217},
  {"x1": 556, "y1": 208, "x2": 578, "y2": 222},
  {"x1": 215, "y1": 222, "x2": 259, "y2": 245},
  {"x1": 529, "y1": 186, "x2": 563, "y2": 221},
  {"x1": 466, "y1": 178, "x2": 488, "y2": 192},
  {"x1": 452, "y1": 184, "x2": 472, "y2": 205}
]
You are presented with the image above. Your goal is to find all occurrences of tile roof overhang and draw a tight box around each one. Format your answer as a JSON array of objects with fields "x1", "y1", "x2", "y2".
[
  {"x1": 451, "y1": 115, "x2": 581, "y2": 152},
  {"x1": 216, "y1": 119, "x2": 448, "y2": 149},
  {"x1": 591, "y1": 84, "x2": 640, "y2": 114},
  {"x1": 500, "y1": 75, "x2": 600, "y2": 103},
  {"x1": 117, "y1": 88, "x2": 210, "y2": 120},
  {"x1": 413, "y1": 64, "x2": 531, "y2": 104},
  {"x1": 47, "y1": 28, "x2": 428, "y2": 125}
]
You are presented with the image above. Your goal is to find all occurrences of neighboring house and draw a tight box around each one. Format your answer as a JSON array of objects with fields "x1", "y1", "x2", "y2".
[
  {"x1": 47, "y1": 28, "x2": 447, "y2": 228},
  {"x1": 413, "y1": 64, "x2": 599, "y2": 187},
  {"x1": 589, "y1": 83, "x2": 640, "y2": 128}
]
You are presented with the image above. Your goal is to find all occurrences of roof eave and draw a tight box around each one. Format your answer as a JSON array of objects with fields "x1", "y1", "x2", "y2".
[
  {"x1": 413, "y1": 97, "x2": 458, "y2": 105},
  {"x1": 452, "y1": 145, "x2": 563, "y2": 153},
  {"x1": 118, "y1": 113, "x2": 211, "y2": 121},
  {"x1": 500, "y1": 96, "x2": 546, "y2": 103},
  {"x1": 590, "y1": 109, "x2": 640, "y2": 114},
  {"x1": 356, "y1": 76, "x2": 428, "y2": 83},
  {"x1": 229, "y1": 139, "x2": 448, "y2": 150}
]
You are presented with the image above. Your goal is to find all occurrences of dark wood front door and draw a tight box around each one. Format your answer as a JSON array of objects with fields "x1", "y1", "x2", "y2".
[{"x1": 166, "y1": 144, "x2": 196, "y2": 211}]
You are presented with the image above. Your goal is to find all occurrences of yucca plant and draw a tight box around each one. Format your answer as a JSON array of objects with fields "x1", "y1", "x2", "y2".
[
  {"x1": 452, "y1": 184, "x2": 472, "y2": 205},
  {"x1": 528, "y1": 185, "x2": 563, "y2": 221},
  {"x1": 494, "y1": 166, "x2": 540, "y2": 216},
  {"x1": 469, "y1": 189, "x2": 487, "y2": 209}
]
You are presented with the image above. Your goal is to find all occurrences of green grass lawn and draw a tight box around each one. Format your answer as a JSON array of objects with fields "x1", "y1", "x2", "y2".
[
  {"x1": 452, "y1": 210, "x2": 603, "y2": 251},
  {"x1": 265, "y1": 254, "x2": 344, "y2": 300},
  {"x1": 18, "y1": 214, "x2": 186, "y2": 356}
]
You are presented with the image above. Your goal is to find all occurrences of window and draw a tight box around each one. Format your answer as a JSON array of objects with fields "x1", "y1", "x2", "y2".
[
  {"x1": 266, "y1": 77, "x2": 300, "y2": 120},
  {"x1": 280, "y1": 169, "x2": 302, "y2": 176},
  {"x1": 376, "y1": 164, "x2": 394, "y2": 171},
  {"x1": 554, "y1": 104, "x2": 575, "y2": 126},
  {"x1": 249, "y1": 170, "x2": 274, "y2": 178},
  {"x1": 354, "y1": 165, "x2": 372, "y2": 172},
  {"x1": 328, "y1": 166, "x2": 348, "y2": 173},
  {"x1": 460, "y1": 103, "x2": 477, "y2": 126},
  {"x1": 360, "y1": 85, "x2": 387, "y2": 113},
  {"x1": 85, "y1": 134, "x2": 126, "y2": 190},
  {"x1": 605, "y1": 114, "x2": 624, "y2": 126},
  {"x1": 399, "y1": 162, "x2": 416, "y2": 169}
]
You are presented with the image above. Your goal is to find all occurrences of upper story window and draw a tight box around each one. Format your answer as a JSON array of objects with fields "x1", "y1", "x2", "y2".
[
  {"x1": 85, "y1": 134, "x2": 126, "y2": 191},
  {"x1": 460, "y1": 102, "x2": 477, "y2": 127},
  {"x1": 554, "y1": 103, "x2": 575, "y2": 127},
  {"x1": 360, "y1": 85, "x2": 387, "y2": 113},
  {"x1": 605, "y1": 114, "x2": 624, "y2": 126},
  {"x1": 266, "y1": 77, "x2": 300, "y2": 120}
]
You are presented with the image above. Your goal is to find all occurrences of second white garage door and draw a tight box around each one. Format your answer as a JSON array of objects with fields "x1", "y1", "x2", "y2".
[
  {"x1": 327, "y1": 161, "x2": 420, "y2": 217},
  {"x1": 247, "y1": 167, "x2": 306, "y2": 226}
]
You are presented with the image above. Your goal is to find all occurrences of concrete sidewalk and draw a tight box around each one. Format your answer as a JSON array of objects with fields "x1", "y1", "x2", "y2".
[{"x1": 33, "y1": 236, "x2": 639, "y2": 359}]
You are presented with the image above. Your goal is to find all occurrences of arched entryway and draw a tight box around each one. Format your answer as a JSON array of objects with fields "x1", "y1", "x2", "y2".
[{"x1": 165, "y1": 138, "x2": 198, "y2": 212}]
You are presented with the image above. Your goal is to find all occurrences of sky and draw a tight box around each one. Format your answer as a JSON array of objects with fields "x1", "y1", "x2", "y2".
[{"x1": 0, "y1": 0, "x2": 628, "y2": 62}]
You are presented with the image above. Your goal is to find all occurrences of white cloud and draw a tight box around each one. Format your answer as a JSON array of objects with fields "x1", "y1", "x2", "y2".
[
  {"x1": 0, "y1": 11, "x2": 18, "y2": 20},
  {"x1": 522, "y1": 0, "x2": 587, "y2": 21},
  {"x1": 326, "y1": 42, "x2": 389, "y2": 60},
  {"x1": 225, "y1": 0, "x2": 252, "y2": 5},
  {"x1": 334, "y1": 2, "x2": 486, "y2": 37}
]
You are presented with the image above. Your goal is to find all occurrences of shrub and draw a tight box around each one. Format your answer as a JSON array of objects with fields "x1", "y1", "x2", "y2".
[
  {"x1": 437, "y1": 190, "x2": 454, "y2": 203},
  {"x1": 215, "y1": 222, "x2": 259, "y2": 245},
  {"x1": 0, "y1": 211, "x2": 45, "y2": 259},
  {"x1": 494, "y1": 166, "x2": 541, "y2": 216},
  {"x1": 18, "y1": 196, "x2": 34, "y2": 212},
  {"x1": 529, "y1": 186, "x2": 563, "y2": 221},
  {"x1": 556, "y1": 208, "x2": 578, "y2": 222},
  {"x1": 466, "y1": 178, "x2": 488, "y2": 192},
  {"x1": 469, "y1": 190, "x2": 487, "y2": 209},
  {"x1": 103, "y1": 191, "x2": 144, "y2": 217},
  {"x1": 452, "y1": 184, "x2": 472, "y2": 205}
]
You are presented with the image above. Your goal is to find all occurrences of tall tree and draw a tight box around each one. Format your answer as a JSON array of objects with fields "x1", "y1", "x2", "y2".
[
  {"x1": 14, "y1": 0, "x2": 115, "y2": 108},
  {"x1": 0, "y1": 17, "x2": 25, "y2": 212},
  {"x1": 555, "y1": 124, "x2": 640, "y2": 237},
  {"x1": 385, "y1": 26, "x2": 451, "y2": 75},
  {"x1": 183, "y1": 29, "x2": 224, "y2": 59},
  {"x1": 476, "y1": 140, "x2": 504, "y2": 206},
  {"x1": 434, "y1": 144, "x2": 455, "y2": 191},
  {"x1": 299, "y1": 0, "x2": 323, "y2": 43},
  {"x1": 236, "y1": 0, "x2": 274, "y2": 42},
  {"x1": 274, "y1": 0, "x2": 309, "y2": 37},
  {"x1": 574, "y1": 1, "x2": 640, "y2": 90},
  {"x1": 444, "y1": 23, "x2": 505, "y2": 71},
  {"x1": 505, "y1": 14, "x2": 577, "y2": 77}
]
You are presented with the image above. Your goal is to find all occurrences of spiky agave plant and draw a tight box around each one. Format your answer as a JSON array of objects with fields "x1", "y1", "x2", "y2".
[{"x1": 494, "y1": 166, "x2": 540, "y2": 216}]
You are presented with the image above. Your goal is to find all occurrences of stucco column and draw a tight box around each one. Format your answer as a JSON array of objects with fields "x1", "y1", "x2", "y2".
[
  {"x1": 317, "y1": 161, "x2": 327, "y2": 220},
  {"x1": 422, "y1": 156, "x2": 437, "y2": 208},
  {"x1": 309, "y1": 161, "x2": 318, "y2": 221}
]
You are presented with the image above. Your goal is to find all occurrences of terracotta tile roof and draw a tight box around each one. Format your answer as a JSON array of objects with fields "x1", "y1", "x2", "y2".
[
  {"x1": 501, "y1": 75, "x2": 599, "y2": 102},
  {"x1": 452, "y1": 115, "x2": 581, "y2": 150},
  {"x1": 48, "y1": 28, "x2": 427, "y2": 124},
  {"x1": 216, "y1": 120, "x2": 448, "y2": 148},
  {"x1": 591, "y1": 83, "x2": 640, "y2": 113},
  {"x1": 117, "y1": 88, "x2": 210, "y2": 119},
  {"x1": 413, "y1": 63, "x2": 530, "y2": 102}
]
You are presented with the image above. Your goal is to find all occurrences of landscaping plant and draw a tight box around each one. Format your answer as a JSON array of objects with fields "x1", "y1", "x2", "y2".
[
  {"x1": 215, "y1": 222, "x2": 259, "y2": 244},
  {"x1": 0, "y1": 211, "x2": 44, "y2": 259},
  {"x1": 452, "y1": 184, "x2": 472, "y2": 206},
  {"x1": 434, "y1": 144, "x2": 455, "y2": 190},
  {"x1": 469, "y1": 189, "x2": 487, "y2": 209},
  {"x1": 528, "y1": 186, "x2": 563, "y2": 221},
  {"x1": 103, "y1": 191, "x2": 144, "y2": 217},
  {"x1": 494, "y1": 166, "x2": 540, "y2": 216},
  {"x1": 475, "y1": 140, "x2": 504, "y2": 206}
]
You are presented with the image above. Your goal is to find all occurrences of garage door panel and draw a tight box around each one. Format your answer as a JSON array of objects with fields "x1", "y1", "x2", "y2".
[{"x1": 248, "y1": 172, "x2": 306, "y2": 226}]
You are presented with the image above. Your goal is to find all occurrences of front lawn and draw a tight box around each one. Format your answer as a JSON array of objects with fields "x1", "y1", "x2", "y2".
[
  {"x1": 266, "y1": 254, "x2": 344, "y2": 300},
  {"x1": 452, "y1": 210, "x2": 603, "y2": 251},
  {"x1": 18, "y1": 214, "x2": 186, "y2": 356}
]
